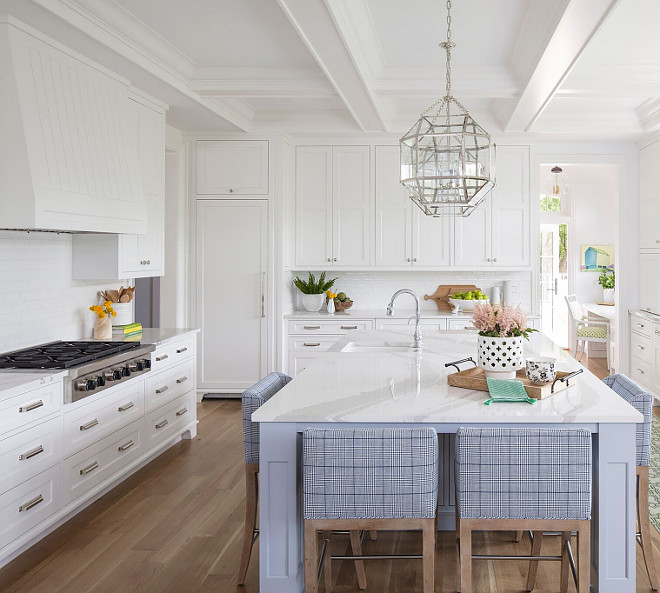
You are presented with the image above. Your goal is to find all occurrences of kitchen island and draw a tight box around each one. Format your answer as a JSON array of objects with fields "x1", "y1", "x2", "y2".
[{"x1": 253, "y1": 329, "x2": 642, "y2": 593}]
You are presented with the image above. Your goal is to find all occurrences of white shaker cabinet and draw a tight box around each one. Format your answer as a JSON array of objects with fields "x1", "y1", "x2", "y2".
[
  {"x1": 639, "y1": 253, "x2": 660, "y2": 316},
  {"x1": 639, "y1": 140, "x2": 660, "y2": 250},
  {"x1": 295, "y1": 146, "x2": 371, "y2": 267}
]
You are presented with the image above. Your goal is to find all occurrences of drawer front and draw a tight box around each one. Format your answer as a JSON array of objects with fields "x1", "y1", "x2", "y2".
[
  {"x1": 631, "y1": 315, "x2": 652, "y2": 338},
  {"x1": 288, "y1": 320, "x2": 374, "y2": 335},
  {"x1": 63, "y1": 381, "x2": 145, "y2": 457},
  {"x1": 631, "y1": 332, "x2": 652, "y2": 364},
  {"x1": 375, "y1": 319, "x2": 450, "y2": 331},
  {"x1": 151, "y1": 336, "x2": 196, "y2": 372},
  {"x1": 288, "y1": 337, "x2": 338, "y2": 352},
  {"x1": 0, "y1": 464, "x2": 61, "y2": 550},
  {"x1": 145, "y1": 392, "x2": 195, "y2": 447},
  {"x1": 631, "y1": 358, "x2": 652, "y2": 390},
  {"x1": 0, "y1": 382, "x2": 62, "y2": 436},
  {"x1": 447, "y1": 319, "x2": 477, "y2": 331},
  {"x1": 63, "y1": 421, "x2": 143, "y2": 505},
  {"x1": 145, "y1": 359, "x2": 195, "y2": 413},
  {"x1": 0, "y1": 417, "x2": 62, "y2": 495}
]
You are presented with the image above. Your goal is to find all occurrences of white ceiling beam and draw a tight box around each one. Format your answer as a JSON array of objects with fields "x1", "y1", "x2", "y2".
[
  {"x1": 637, "y1": 99, "x2": 660, "y2": 133},
  {"x1": 274, "y1": 0, "x2": 386, "y2": 132},
  {"x1": 190, "y1": 78, "x2": 336, "y2": 99},
  {"x1": 505, "y1": 0, "x2": 622, "y2": 132}
]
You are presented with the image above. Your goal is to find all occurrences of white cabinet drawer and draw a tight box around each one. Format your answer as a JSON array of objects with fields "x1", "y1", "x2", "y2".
[
  {"x1": 145, "y1": 359, "x2": 195, "y2": 413},
  {"x1": 63, "y1": 421, "x2": 143, "y2": 506},
  {"x1": 151, "y1": 337, "x2": 195, "y2": 372},
  {"x1": 631, "y1": 315, "x2": 652, "y2": 338},
  {"x1": 288, "y1": 337, "x2": 338, "y2": 352},
  {"x1": 145, "y1": 392, "x2": 195, "y2": 448},
  {"x1": 0, "y1": 417, "x2": 62, "y2": 495},
  {"x1": 63, "y1": 381, "x2": 145, "y2": 457},
  {"x1": 631, "y1": 358, "x2": 652, "y2": 390},
  {"x1": 0, "y1": 464, "x2": 61, "y2": 550},
  {"x1": 0, "y1": 382, "x2": 62, "y2": 436},
  {"x1": 288, "y1": 319, "x2": 374, "y2": 335},
  {"x1": 447, "y1": 318, "x2": 477, "y2": 331},
  {"x1": 631, "y1": 332, "x2": 652, "y2": 364}
]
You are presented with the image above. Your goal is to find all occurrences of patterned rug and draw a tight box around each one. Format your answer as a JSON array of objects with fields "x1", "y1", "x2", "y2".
[{"x1": 649, "y1": 415, "x2": 660, "y2": 530}]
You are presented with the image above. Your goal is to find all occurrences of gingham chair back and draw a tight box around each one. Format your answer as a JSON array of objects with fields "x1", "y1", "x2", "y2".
[
  {"x1": 303, "y1": 427, "x2": 439, "y2": 520},
  {"x1": 455, "y1": 427, "x2": 592, "y2": 521},
  {"x1": 603, "y1": 374, "x2": 652, "y2": 466},
  {"x1": 242, "y1": 372, "x2": 292, "y2": 464}
]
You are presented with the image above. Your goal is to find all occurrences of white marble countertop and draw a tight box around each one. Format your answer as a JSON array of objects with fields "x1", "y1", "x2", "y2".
[
  {"x1": 105, "y1": 328, "x2": 199, "y2": 346},
  {"x1": 0, "y1": 370, "x2": 67, "y2": 399},
  {"x1": 253, "y1": 329, "x2": 641, "y2": 424},
  {"x1": 285, "y1": 309, "x2": 539, "y2": 320}
]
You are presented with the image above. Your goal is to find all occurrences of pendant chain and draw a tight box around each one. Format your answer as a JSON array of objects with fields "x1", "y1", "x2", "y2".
[{"x1": 445, "y1": 0, "x2": 452, "y2": 97}]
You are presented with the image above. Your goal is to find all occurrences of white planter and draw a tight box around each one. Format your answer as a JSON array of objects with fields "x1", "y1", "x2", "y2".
[
  {"x1": 602, "y1": 288, "x2": 615, "y2": 304},
  {"x1": 301, "y1": 293, "x2": 325, "y2": 312},
  {"x1": 111, "y1": 302, "x2": 133, "y2": 326},
  {"x1": 477, "y1": 335, "x2": 525, "y2": 380}
]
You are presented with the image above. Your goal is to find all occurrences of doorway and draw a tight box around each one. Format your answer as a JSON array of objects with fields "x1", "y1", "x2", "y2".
[{"x1": 540, "y1": 222, "x2": 569, "y2": 347}]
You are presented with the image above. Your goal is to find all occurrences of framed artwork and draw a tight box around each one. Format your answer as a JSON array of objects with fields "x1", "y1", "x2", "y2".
[{"x1": 580, "y1": 245, "x2": 614, "y2": 271}]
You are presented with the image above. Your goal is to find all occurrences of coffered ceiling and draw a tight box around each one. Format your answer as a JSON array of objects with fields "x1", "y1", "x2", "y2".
[{"x1": 3, "y1": 0, "x2": 659, "y2": 139}]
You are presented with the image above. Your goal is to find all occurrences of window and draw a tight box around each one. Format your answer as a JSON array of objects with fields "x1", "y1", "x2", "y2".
[{"x1": 539, "y1": 194, "x2": 561, "y2": 212}]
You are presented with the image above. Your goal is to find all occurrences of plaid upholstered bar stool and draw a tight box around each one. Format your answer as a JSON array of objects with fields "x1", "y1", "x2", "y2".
[
  {"x1": 303, "y1": 427, "x2": 439, "y2": 593},
  {"x1": 238, "y1": 372, "x2": 292, "y2": 585},
  {"x1": 603, "y1": 373, "x2": 658, "y2": 590},
  {"x1": 455, "y1": 427, "x2": 592, "y2": 593}
]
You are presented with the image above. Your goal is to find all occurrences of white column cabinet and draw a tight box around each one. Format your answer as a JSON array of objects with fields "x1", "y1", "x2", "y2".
[
  {"x1": 295, "y1": 146, "x2": 371, "y2": 267},
  {"x1": 639, "y1": 140, "x2": 660, "y2": 250}
]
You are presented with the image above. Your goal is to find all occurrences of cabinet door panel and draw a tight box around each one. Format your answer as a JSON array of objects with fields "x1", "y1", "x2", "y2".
[
  {"x1": 413, "y1": 209, "x2": 451, "y2": 266},
  {"x1": 295, "y1": 147, "x2": 332, "y2": 266},
  {"x1": 333, "y1": 146, "x2": 371, "y2": 266},
  {"x1": 375, "y1": 146, "x2": 412, "y2": 266},
  {"x1": 453, "y1": 202, "x2": 491, "y2": 266},
  {"x1": 196, "y1": 140, "x2": 268, "y2": 195},
  {"x1": 640, "y1": 142, "x2": 660, "y2": 249},
  {"x1": 640, "y1": 253, "x2": 660, "y2": 315}
]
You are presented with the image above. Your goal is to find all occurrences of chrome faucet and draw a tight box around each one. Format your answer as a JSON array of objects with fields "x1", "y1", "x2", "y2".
[{"x1": 386, "y1": 289, "x2": 422, "y2": 349}]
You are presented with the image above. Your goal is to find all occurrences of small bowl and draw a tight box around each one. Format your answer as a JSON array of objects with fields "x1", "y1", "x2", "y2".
[
  {"x1": 448, "y1": 298, "x2": 489, "y2": 312},
  {"x1": 525, "y1": 357, "x2": 557, "y2": 383},
  {"x1": 334, "y1": 300, "x2": 353, "y2": 312}
]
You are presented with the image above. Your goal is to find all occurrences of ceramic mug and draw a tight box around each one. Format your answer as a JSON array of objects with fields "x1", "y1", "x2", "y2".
[{"x1": 525, "y1": 357, "x2": 556, "y2": 383}]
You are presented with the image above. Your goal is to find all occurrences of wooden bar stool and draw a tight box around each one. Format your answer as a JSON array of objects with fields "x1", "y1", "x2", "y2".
[
  {"x1": 303, "y1": 427, "x2": 439, "y2": 593},
  {"x1": 455, "y1": 427, "x2": 592, "y2": 593},
  {"x1": 604, "y1": 373, "x2": 658, "y2": 590}
]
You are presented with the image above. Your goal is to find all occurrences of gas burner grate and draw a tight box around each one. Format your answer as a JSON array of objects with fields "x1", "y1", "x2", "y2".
[{"x1": 0, "y1": 341, "x2": 142, "y2": 369}]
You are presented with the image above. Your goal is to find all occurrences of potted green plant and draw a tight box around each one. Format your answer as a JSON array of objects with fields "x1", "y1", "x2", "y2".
[
  {"x1": 598, "y1": 269, "x2": 615, "y2": 304},
  {"x1": 293, "y1": 272, "x2": 337, "y2": 312}
]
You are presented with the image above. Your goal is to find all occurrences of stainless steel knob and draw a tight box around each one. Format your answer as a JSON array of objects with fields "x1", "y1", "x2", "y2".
[
  {"x1": 413, "y1": 257, "x2": 418, "y2": 262},
  {"x1": 333, "y1": 258, "x2": 337, "y2": 262},
  {"x1": 104, "y1": 370, "x2": 116, "y2": 381},
  {"x1": 327, "y1": 258, "x2": 331, "y2": 262},
  {"x1": 407, "y1": 258, "x2": 411, "y2": 262}
]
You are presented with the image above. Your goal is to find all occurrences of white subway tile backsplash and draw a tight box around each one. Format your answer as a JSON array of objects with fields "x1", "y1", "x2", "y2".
[{"x1": 0, "y1": 231, "x2": 129, "y2": 352}]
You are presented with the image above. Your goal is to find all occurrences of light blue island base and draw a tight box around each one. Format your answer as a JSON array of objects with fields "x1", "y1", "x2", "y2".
[{"x1": 253, "y1": 330, "x2": 641, "y2": 593}]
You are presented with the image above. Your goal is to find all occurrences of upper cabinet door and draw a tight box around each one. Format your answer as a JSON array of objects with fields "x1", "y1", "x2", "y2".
[
  {"x1": 640, "y1": 141, "x2": 660, "y2": 250},
  {"x1": 375, "y1": 146, "x2": 412, "y2": 267},
  {"x1": 453, "y1": 201, "x2": 491, "y2": 267},
  {"x1": 196, "y1": 140, "x2": 268, "y2": 195},
  {"x1": 413, "y1": 208, "x2": 451, "y2": 267},
  {"x1": 333, "y1": 146, "x2": 371, "y2": 267},
  {"x1": 295, "y1": 147, "x2": 333, "y2": 266},
  {"x1": 491, "y1": 146, "x2": 530, "y2": 267}
]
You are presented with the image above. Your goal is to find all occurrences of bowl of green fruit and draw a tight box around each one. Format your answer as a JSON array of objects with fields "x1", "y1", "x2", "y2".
[
  {"x1": 334, "y1": 292, "x2": 353, "y2": 311},
  {"x1": 448, "y1": 289, "x2": 489, "y2": 312}
]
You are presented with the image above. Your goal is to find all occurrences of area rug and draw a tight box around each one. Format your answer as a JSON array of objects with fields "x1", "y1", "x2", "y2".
[{"x1": 649, "y1": 415, "x2": 660, "y2": 531}]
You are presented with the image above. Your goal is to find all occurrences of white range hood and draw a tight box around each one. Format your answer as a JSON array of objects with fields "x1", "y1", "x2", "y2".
[{"x1": 0, "y1": 17, "x2": 146, "y2": 234}]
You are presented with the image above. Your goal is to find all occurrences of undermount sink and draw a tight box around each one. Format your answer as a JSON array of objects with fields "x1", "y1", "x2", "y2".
[{"x1": 341, "y1": 342, "x2": 412, "y2": 353}]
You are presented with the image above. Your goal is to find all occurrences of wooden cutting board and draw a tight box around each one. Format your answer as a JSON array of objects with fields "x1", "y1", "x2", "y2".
[
  {"x1": 447, "y1": 367, "x2": 582, "y2": 400},
  {"x1": 424, "y1": 285, "x2": 479, "y2": 312}
]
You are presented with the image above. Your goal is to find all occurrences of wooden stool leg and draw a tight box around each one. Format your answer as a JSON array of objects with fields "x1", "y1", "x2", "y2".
[
  {"x1": 423, "y1": 519, "x2": 436, "y2": 593},
  {"x1": 514, "y1": 530, "x2": 524, "y2": 543},
  {"x1": 638, "y1": 467, "x2": 659, "y2": 590},
  {"x1": 238, "y1": 464, "x2": 258, "y2": 585},
  {"x1": 369, "y1": 530, "x2": 378, "y2": 541},
  {"x1": 459, "y1": 521, "x2": 472, "y2": 593},
  {"x1": 322, "y1": 531, "x2": 333, "y2": 593},
  {"x1": 560, "y1": 531, "x2": 571, "y2": 593},
  {"x1": 350, "y1": 530, "x2": 368, "y2": 590},
  {"x1": 525, "y1": 531, "x2": 543, "y2": 592},
  {"x1": 305, "y1": 522, "x2": 320, "y2": 593},
  {"x1": 577, "y1": 523, "x2": 590, "y2": 593}
]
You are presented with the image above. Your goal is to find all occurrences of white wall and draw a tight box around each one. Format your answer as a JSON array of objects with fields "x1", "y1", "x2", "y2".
[{"x1": 0, "y1": 231, "x2": 128, "y2": 351}]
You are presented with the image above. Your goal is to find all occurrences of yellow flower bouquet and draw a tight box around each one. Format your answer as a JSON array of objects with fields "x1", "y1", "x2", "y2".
[{"x1": 89, "y1": 301, "x2": 116, "y2": 340}]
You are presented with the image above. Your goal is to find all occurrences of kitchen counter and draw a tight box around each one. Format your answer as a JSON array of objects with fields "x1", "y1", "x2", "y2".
[
  {"x1": 0, "y1": 369, "x2": 67, "y2": 400},
  {"x1": 107, "y1": 328, "x2": 200, "y2": 346},
  {"x1": 284, "y1": 308, "x2": 537, "y2": 320}
]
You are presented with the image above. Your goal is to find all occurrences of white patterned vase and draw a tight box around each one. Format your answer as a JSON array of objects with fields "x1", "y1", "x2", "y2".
[
  {"x1": 602, "y1": 288, "x2": 615, "y2": 305},
  {"x1": 477, "y1": 335, "x2": 525, "y2": 380}
]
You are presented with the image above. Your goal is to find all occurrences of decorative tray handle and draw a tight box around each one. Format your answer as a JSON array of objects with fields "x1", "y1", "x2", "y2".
[
  {"x1": 551, "y1": 369, "x2": 584, "y2": 393},
  {"x1": 444, "y1": 357, "x2": 477, "y2": 373}
]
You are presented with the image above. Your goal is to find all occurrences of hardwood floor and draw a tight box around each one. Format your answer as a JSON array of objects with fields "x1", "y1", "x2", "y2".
[{"x1": 1, "y1": 387, "x2": 657, "y2": 592}]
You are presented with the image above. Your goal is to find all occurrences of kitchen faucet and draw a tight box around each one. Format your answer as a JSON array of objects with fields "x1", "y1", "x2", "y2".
[{"x1": 386, "y1": 289, "x2": 422, "y2": 349}]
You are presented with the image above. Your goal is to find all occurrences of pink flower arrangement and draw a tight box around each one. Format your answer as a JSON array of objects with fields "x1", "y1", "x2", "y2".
[{"x1": 472, "y1": 303, "x2": 537, "y2": 339}]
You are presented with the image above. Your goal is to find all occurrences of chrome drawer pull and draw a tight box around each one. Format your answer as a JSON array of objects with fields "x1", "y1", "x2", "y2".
[
  {"x1": 155, "y1": 385, "x2": 169, "y2": 394},
  {"x1": 19, "y1": 494, "x2": 44, "y2": 512},
  {"x1": 118, "y1": 440, "x2": 135, "y2": 452},
  {"x1": 175, "y1": 376, "x2": 188, "y2": 384},
  {"x1": 155, "y1": 354, "x2": 169, "y2": 362},
  {"x1": 176, "y1": 347, "x2": 188, "y2": 354},
  {"x1": 303, "y1": 343, "x2": 320, "y2": 347},
  {"x1": 303, "y1": 325, "x2": 320, "y2": 330},
  {"x1": 637, "y1": 345, "x2": 645, "y2": 350},
  {"x1": 19, "y1": 400, "x2": 44, "y2": 413},
  {"x1": 340, "y1": 325, "x2": 358, "y2": 330},
  {"x1": 638, "y1": 323, "x2": 646, "y2": 328},
  {"x1": 80, "y1": 419, "x2": 99, "y2": 431},
  {"x1": 155, "y1": 419, "x2": 169, "y2": 429},
  {"x1": 118, "y1": 402, "x2": 134, "y2": 412},
  {"x1": 80, "y1": 461, "x2": 99, "y2": 475},
  {"x1": 656, "y1": 330, "x2": 660, "y2": 335},
  {"x1": 176, "y1": 408, "x2": 188, "y2": 417},
  {"x1": 19, "y1": 445, "x2": 44, "y2": 461},
  {"x1": 638, "y1": 368, "x2": 646, "y2": 374}
]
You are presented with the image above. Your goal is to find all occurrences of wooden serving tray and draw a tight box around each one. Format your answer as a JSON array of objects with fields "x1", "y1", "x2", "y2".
[
  {"x1": 424, "y1": 285, "x2": 479, "y2": 311},
  {"x1": 446, "y1": 365, "x2": 583, "y2": 400}
]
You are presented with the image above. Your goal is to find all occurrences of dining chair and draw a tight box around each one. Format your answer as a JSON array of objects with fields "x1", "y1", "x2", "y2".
[
  {"x1": 303, "y1": 427, "x2": 439, "y2": 593},
  {"x1": 603, "y1": 373, "x2": 658, "y2": 590},
  {"x1": 455, "y1": 427, "x2": 592, "y2": 593},
  {"x1": 565, "y1": 294, "x2": 610, "y2": 369}
]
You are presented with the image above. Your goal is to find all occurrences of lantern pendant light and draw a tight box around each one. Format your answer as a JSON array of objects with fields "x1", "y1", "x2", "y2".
[
  {"x1": 551, "y1": 166, "x2": 563, "y2": 196},
  {"x1": 399, "y1": 0, "x2": 496, "y2": 217}
]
